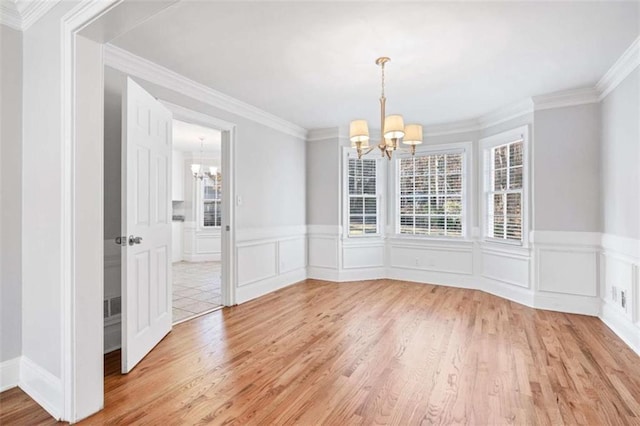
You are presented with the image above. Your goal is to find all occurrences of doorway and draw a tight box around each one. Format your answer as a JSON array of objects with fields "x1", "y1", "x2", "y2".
[
  {"x1": 102, "y1": 66, "x2": 236, "y2": 363},
  {"x1": 171, "y1": 119, "x2": 224, "y2": 323}
]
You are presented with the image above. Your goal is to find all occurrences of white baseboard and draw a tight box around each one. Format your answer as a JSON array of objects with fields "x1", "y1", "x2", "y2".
[
  {"x1": 236, "y1": 267, "x2": 307, "y2": 304},
  {"x1": 307, "y1": 266, "x2": 340, "y2": 282},
  {"x1": 337, "y1": 267, "x2": 385, "y2": 282},
  {"x1": 182, "y1": 253, "x2": 221, "y2": 262},
  {"x1": 0, "y1": 357, "x2": 21, "y2": 392},
  {"x1": 482, "y1": 277, "x2": 535, "y2": 307},
  {"x1": 600, "y1": 302, "x2": 640, "y2": 356},
  {"x1": 19, "y1": 356, "x2": 63, "y2": 420},
  {"x1": 387, "y1": 267, "x2": 477, "y2": 289},
  {"x1": 534, "y1": 291, "x2": 601, "y2": 316},
  {"x1": 104, "y1": 320, "x2": 121, "y2": 354}
]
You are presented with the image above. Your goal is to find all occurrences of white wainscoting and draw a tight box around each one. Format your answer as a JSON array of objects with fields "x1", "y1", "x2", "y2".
[
  {"x1": 183, "y1": 221, "x2": 221, "y2": 262},
  {"x1": 531, "y1": 231, "x2": 601, "y2": 315},
  {"x1": 481, "y1": 244, "x2": 530, "y2": 288},
  {"x1": 307, "y1": 225, "x2": 340, "y2": 281},
  {"x1": 0, "y1": 357, "x2": 20, "y2": 392},
  {"x1": 600, "y1": 233, "x2": 640, "y2": 355},
  {"x1": 19, "y1": 356, "x2": 63, "y2": 420},
  {"x1": 235, "y1": 226, "x2": 307, "y2": 303},
  {"x1": 388, "y1": 238, "x2": 476, "y2": 289},
  {"x1": 307, "y1": 226, "x2": 386, "y2": 282}
]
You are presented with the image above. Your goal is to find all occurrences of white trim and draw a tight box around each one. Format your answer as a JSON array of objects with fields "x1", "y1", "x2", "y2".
[
  {"x1": 532, "y1": 87, "x2": 600, "y2": 111},
  {"x1": 104, "y1": 44, "x2": 307, "y2": 140},
  {"x1": 342, "y1": 148, "x2": 384, "y2": 239},
  {"x1": 600, "y1": 302, "x2": 640, "y2": 356},
  {"x1": 530, "y1": 230, "x2": 601, "y2": 246},
  {"x1": 479, "y1": 125, "x2": 530, "y2": 247},
  {"x1": 182, "y1": 253, "x2": 221, "y2": 262},
  {"x1": 0, "y1": 357, "x2": 21, "y2": 392},
  {"x1": 390, "y1": 141, "x2": 473, "y2": 240},
  {"x1": 61, "y1": 1, "x2": 124, "y2": 422},
  {"x1": 162, "y1": 100, "x2": 237, "y2": 308},
  {"x1": 602, "y1": 233, "x2": 640, "y2": 260},
  {"x1": 104, "y1": 321, "x2": 121, "y2": 354},
  {"x1": 535, "y1": 292, "x2": 601, "y2": 316},
  {"x1": 235, "y1": 268, "x2": 307, "y2": 304},
  {"x1": 236, "y1": 225, "x2": 307, "y2": 243},
  {"x1": 0, "y1": 0, "x2": 62, "y2": 31},
  {"x1": 423, "y1": 119, "x2": 481, "y2": 137},
  {"x1": 19, "y1": 356, "x2": 64, "y2": 420},
  {"x1": 0, "y1": 2, "x2": 22, "y2": 30},
  {"x1": 597, "y1": 35, "x2": 640, "y2": 101},
  {"x1": 307, "y1": 127, "x2": 342, "y2": 142},
  {"x1": 478, "y1": 98, "x2": 534, "y2": 130}
]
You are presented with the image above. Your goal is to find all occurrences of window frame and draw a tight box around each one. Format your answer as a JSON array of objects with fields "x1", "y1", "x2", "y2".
[
  {"x1": 393, "y1": 142, "x2": 472, "y2": 240},
  {"x1": 201, "y1": 172, "x2": 222, "y2": 229},
  {"x1": 343, "y1": 149, "x2": 384, "y2": 239},
  {"x1": 480, "y1": 125, "x2": 529, "y2": 247}
]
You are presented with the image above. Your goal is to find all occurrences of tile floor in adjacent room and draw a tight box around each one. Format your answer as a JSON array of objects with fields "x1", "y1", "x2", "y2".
[{"x1": 172, "y1": 261, "x2": 222, "y2": 323}]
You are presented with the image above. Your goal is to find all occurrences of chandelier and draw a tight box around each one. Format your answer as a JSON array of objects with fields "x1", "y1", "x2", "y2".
[
  {"x1": 349, "y1": 57, "x2": 423, "y2": 160},
  {"x1": 191, "y1": 137, "x2": 217, "y2": 180}
]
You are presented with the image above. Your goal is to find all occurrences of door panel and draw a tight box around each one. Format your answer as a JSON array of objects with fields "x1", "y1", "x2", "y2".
[{"x1": 121, "y1": 77, "x2": 173, "y2": 373}]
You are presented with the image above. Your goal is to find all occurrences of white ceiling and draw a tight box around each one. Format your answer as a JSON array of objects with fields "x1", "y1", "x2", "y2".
[
  {"x1": 111, "y1": 1, "x2": 639, "y2": 129},
  {"x1": 172, "y1": 119, "x2": 221, "y2": 152}
]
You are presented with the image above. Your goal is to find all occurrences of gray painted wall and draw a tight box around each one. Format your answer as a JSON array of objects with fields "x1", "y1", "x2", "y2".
[
  {"x1": 534, "y1": 103, "x2": 601, "y2": 232},
  {"x1": 601, "y1": 68, "x2": 640, "y2": 239},
  {"x1": 104, "y1": 66, "x2": 306, "y2": 234},
  {"x1": 306, "y1": 136, "x2": 340, "y2": 226},
  {"x1": 21, "y1": 0, "x2": 76, "y2": 378},
  {"x1": 104, "y1": 66, "x2": 122, "y2": 241},
  {"x1": 0, "y1": 24, "x2": 23, "y2": 362}
]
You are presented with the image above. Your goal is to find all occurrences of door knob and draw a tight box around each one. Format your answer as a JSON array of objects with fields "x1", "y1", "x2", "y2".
[{"x1": 128, "y1": 235, "x2": 143, "y2": 246}]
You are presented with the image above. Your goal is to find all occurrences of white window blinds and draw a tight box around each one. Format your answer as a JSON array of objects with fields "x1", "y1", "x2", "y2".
[
  {"x1": 348, "y1": 157, "x2": 378, "y2": 236},
  {"x1": 398, "y1": 153, "x2": 464, "y2": 237},
  {"x1": 486, "y1": 140, "x2": 523, "y2": 241}
]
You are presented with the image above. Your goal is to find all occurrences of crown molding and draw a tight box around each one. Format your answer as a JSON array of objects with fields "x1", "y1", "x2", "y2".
[
  {"x1": 104, "y1": 43, "x2": 308, "y2": 140},
  {"x1": 597, "y1": 35, "x2": 640, "y2": 101},
  {"x1": 532, "y1": 87, "x2": 600, "y2": 111},
  {"x1": 479, "y1": 98, "x2": 534, "y2": 129},
  {"x1": 0, "y1": 0, "x2": 61, "y2": 31},
  {"x1": 0, "y1": 0, "x2": 22, "y2": 30},
  {"x1": 423, "y1": 119, "x2": 481, "y2": 137},
  {"x1": 306, "y1": 127, "x2": 341, "y2": 142}
]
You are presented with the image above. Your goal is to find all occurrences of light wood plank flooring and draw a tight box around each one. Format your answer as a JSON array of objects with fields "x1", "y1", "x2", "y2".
[{"x1": 2, "y1": 279, "x2": 640, "y2": 425}]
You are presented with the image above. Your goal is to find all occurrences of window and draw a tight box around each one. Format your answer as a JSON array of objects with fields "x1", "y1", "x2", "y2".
[
  {"x1": 486, "y1": 140, "x2": 523, "y2": 242},
  {"x1": 202, "y1": 173, "x2": 222, "y2": 227},
  {"x1": 398, "y1": 152, "x2": 464, "y2": 237},
  {"x1": 347, "y1": 157, "x2": 378, "y2": 236}
]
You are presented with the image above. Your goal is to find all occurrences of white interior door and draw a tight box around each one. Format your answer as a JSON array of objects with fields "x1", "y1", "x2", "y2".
[{"x1": 121, "y1": 77, "x2": 173, "y2": 374}]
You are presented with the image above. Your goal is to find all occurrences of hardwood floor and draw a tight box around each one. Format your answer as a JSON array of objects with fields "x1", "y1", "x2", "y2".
[{"x1": 2, "y1": 279, "x2": 640, "y2": 425}]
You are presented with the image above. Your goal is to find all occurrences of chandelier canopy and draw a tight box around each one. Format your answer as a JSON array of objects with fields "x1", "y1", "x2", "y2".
[{"x1": 349, "y1": 57, "x2": 423, "y2": 160}]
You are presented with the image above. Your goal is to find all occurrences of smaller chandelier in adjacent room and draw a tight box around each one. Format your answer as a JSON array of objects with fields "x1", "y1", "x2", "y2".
[
  {"x1": 191, "y1": 137, "x2": 217, "y2": 180},
  {"x1": 349, "y1": 57, "x2": 423, "y2": 160}
]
